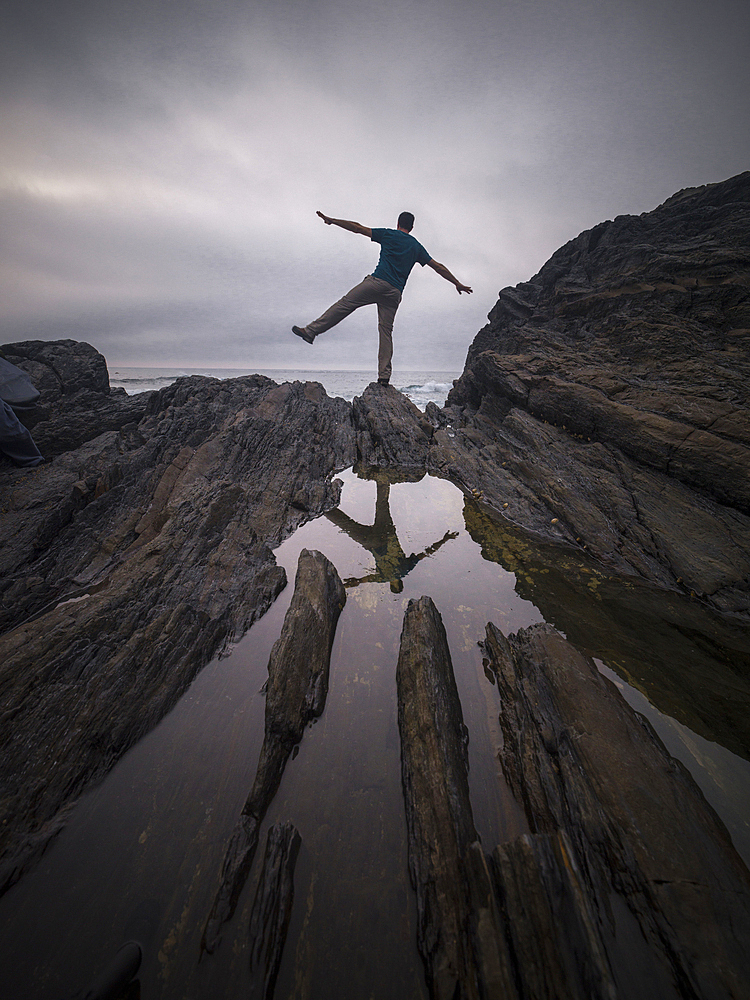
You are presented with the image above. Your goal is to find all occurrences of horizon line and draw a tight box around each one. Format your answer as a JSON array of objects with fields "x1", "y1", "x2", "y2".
[{"x1": 107, "y1": 365, "x2": 464, "y2": 373}]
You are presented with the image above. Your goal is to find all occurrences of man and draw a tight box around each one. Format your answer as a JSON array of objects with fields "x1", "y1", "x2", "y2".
[{"x1": 293, "y1": 210, "x2": 472, "y2": 385}]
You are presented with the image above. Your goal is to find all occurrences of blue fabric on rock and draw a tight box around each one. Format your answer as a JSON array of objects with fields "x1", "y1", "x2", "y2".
[
  {"x1": 0, "y1": 357, "x2": 40, "y2": 407},
  {"x1": 0, "y1": 400, "x2": 43, "y2": 467}
]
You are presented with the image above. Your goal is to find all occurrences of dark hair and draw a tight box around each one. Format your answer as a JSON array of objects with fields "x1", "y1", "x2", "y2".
[{"x1": 397, "y1": 211, "x2": 415, "y2": 231}]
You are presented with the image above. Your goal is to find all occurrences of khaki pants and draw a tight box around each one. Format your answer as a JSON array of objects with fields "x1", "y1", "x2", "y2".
[{"x1": 304, "y1": 274, "x2": 402, "y2": 381}]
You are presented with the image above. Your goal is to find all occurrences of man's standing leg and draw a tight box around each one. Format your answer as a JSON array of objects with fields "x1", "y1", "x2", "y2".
[{"x1": 375, "y1": 282, "x2": 402, "y2": 384}]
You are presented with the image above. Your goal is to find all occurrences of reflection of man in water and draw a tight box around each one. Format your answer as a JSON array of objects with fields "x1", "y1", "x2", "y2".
[{"x1": 325, "y1": 477, "x2": 457, "y2": 592}]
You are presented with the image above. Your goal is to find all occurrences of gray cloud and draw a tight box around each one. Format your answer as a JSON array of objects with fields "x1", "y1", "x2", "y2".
[{"x1": 1, "y1": 0, "x2": 748, "y2": 371}]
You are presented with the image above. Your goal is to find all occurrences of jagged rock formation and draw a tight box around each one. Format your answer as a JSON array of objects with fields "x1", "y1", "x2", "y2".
[
  {"x1": 353, "y1": 382, "x2": 433, "y2": 468},
  {"x1": 247, "y1": 822, "x2": 302, "y2": 1000},
  {"x1": 397, "y1": 597, "x2": 750, "y2": 999},
  {"x1": 0, "y1": 360, "x2": 355, "y2": 896},
  {"x1": 485, "y1": 621, "x2": 750, "y2": 999},
  {"x1": 396, "y1": 596, "x2": 516, "y2": 1000},
  {"x1": 0, "y1": 340, "x2": 430, "y2": 901},
  {"x1": 1, "y1": 339, "x2": 150, "y2": 455},
  {"x1": 2, "y1": 171, "x2": 750, "y2": 990},
  {"x1": 201, "y1": 549, "x2": 345, "y2": 954},
  {"x1": 437, "y1": 171, "x2": 750, "y2": 617}
]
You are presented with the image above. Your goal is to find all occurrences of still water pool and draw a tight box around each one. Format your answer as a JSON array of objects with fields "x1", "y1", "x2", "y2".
[{"x1": 1, "y1": 469, "x2": 749, "y2": 999}]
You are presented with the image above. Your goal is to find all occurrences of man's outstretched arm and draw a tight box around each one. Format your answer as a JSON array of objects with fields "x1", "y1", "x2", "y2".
[
  {"x1": 427, "y1": 259, "x2": 472, "y2": 294},
  {"x1": 317, "y1": 210, "x2": 372, "y2": 238}
]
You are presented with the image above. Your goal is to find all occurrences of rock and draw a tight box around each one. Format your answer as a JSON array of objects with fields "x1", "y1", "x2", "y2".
[
  {"x1": 201, "y1": 549, "x2": 345, "y2": 954},
  {"x1": 439, "y1": 171, "x2": 750, "y2": 617},
  {"x1": 352, "y1": 382, "x2": 434, "y2": 468},
  {"x1": 0, "y1": 379, "x2": 355, "y2": 898},
  {"x1": 71, "y1": 941, "x2": 143, "y2": 1000},
  {"x1": 463, "y1": 498, "x2": 750, "y2": 761},
  {"x1": 484, "y1": 620, "x2": 750, "y2": 999},
  {"x1": 1, "y1": 339, "x2": 150, "y2": 456},
  {"x1": 396, "y1": 596, "x2": 516, "y2": 1000},
  {"x1": 492, "y1": 831, "x2": 616, "y2": 1000},
  {"x1": 2, "y1": 339, "x2": 110, "y2": 396},
  {"x1": 397, "y1": 596, "x2": 750, "y2": 998},
  {"x1": 247, "y1": 822, "x2": 302, "y2": 1000}
]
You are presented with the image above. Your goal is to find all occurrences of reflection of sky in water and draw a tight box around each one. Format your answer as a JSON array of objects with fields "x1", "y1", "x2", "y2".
[
  {"x1": 597, "y1": 660, "x2": 750, "y2": 870},
  {"x1": 0, "y1": 468, "x2": 748, "y2": 1000},
  {"x1": 321, "y1": 470, "x2": 542, "y2": 637}
]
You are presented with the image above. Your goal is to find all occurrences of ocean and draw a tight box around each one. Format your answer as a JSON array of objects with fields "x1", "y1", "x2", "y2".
[{"x1": 107, "y1": 367, "x2": 462, "y2": 410}]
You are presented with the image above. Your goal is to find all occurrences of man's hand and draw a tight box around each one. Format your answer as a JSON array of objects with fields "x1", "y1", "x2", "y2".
[
  {"x1": 428, "y1": 259, "x2": 472, "y2": 294},
  {"x1": 315, "y1": 212, "x2": 371, "y2": 237}
]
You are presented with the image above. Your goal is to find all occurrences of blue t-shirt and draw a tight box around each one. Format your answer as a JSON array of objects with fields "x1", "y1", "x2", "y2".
[{"x1": 370, "y1": 229, "x2": 432, "y2": 292}]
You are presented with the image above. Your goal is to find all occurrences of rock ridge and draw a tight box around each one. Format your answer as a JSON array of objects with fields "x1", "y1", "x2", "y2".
[
  {"x1": 396, "y1": 596, "x2": 750, "y2": 998},
  {"x1": 0, "y1": 356, "x2": 356, "y2": 895},
  {"x1": 438, "y1": 170, "x2": 750, "y2": 616},
  {"x1": 1, "y1": 339, "x2": 150, "y2": 455}
]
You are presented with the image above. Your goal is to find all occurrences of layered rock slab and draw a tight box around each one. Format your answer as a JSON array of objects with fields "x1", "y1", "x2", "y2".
[
  {"x1": 440, "y1": 171, "x2": 750, "y2": 616},
  {"x1": 0, "y1": 377, "x2": 355, "y2": 896},
  {"x1": 397, "y1": 595, "x2": 750, "y2": 998},
  {"x1": 247, "y1": 821, "x2": 302, "y2": 1000},
  {"x1": 202, "y1": 549, "x2": 345, "y2": 954},
  {"x1": 352, "y1": 381, "x2": 434, "y2": 469},
  {"x1": 397, "y1": 597, "x2": 619, "y2": 1000},
  {"x1": 485, "y1": 621, "x2": 750, "y2": 999},
  {"x1": 396, "y1": 596, "x2": 516, "y2": 1000}
]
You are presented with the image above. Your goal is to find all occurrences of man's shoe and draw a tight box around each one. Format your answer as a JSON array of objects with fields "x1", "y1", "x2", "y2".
[{"x1": 292, "y1": 326, "x2": 314, "y2": 344}]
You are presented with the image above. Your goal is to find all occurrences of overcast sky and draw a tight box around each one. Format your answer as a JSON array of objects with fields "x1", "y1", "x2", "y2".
[{"x1": 1, "y1": 0, "x2": 748, "y2": 372}]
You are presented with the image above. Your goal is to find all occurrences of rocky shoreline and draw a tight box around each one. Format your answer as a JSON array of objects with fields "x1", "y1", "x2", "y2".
[
  {"x1": 2, "y1": 171, "x2": 750, "y2": 996},
  {"x1": 438, "y1": 170, "x2": 750, "y2": 617},
  {"x1": 397, "y1": 597, "x2": 750, "y2": 1000}
]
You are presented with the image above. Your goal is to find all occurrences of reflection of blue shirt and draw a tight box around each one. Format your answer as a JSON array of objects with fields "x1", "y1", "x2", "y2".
[{"x1": 370, "y1": 229, "x2": 432, "y2": 292}]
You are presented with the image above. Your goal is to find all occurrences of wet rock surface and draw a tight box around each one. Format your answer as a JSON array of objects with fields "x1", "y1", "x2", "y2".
[
  {"x1": 247, "y1": 821, "x2": 302, "y2": 1000},
  {"x1": 397, "y1": 596, "x2": 750, "y2": 999},
  {"x1": 202, "y1": 549, "x2": 345, "y2": 954},
  {"x1": 492, "y1": 830, "x2": 616, "y2": 1000},
  {"x1": 437, "y1": 171, "x2": 750, "y2": 617},
  {"x1": 485, "y1": 620, "x2": 750, "y2": 999},
  {"x1": 396, "y1": 596, "x2": 516, "y2": 1000},
  {"x1": 0, "y1": 370, "x2": 355, "y2": 896}
]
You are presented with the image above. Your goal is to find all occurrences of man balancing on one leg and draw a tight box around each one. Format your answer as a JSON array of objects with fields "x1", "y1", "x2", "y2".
[{"x1": 292, "y1": 210, "x2": 472, "y2": 385}]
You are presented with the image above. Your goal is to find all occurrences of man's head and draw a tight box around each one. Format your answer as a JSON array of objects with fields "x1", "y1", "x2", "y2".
[{"x1": 397, "y1": 211, "x2": 415, "y2": 232}]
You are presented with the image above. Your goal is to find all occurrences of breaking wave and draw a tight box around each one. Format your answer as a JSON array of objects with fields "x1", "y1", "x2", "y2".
[{"x1": 399, "y1": 380, "x2": 455, "y2": 409}]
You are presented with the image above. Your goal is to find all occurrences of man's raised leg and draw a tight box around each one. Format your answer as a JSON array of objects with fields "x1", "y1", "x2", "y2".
[{"x1": 294, "y1": 276, "x2": 379, "y2": 342}]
